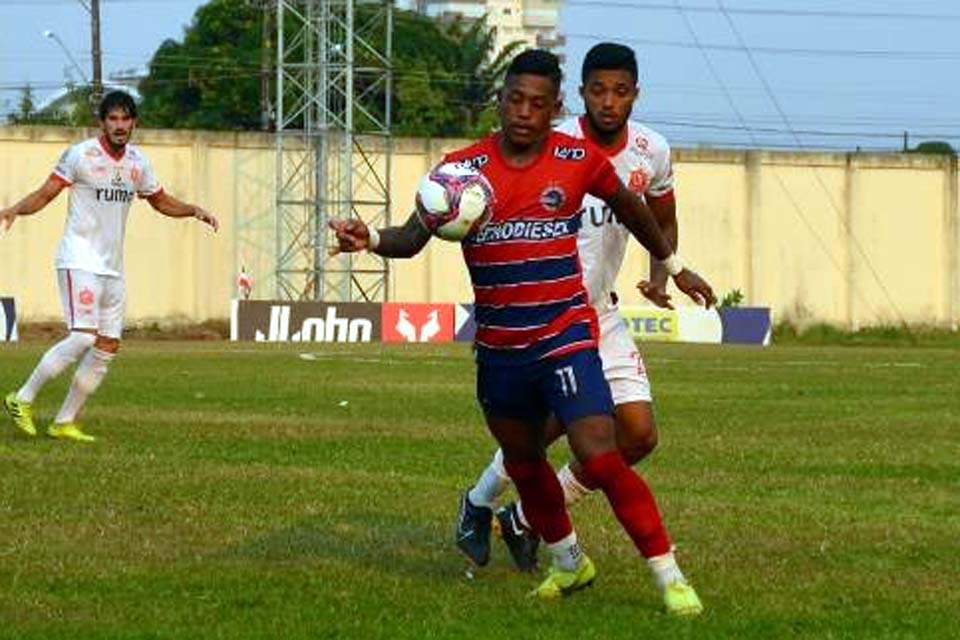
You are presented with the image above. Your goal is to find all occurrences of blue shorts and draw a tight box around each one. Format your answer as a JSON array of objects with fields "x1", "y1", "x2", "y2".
[{"x1": 476, "y1": 348, "x2": 614, "y2": 426}]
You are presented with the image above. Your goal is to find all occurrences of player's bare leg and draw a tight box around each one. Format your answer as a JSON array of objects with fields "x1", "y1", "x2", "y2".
[{"x1": 47, "y1": 334, "x2": 117, "y2": 443}]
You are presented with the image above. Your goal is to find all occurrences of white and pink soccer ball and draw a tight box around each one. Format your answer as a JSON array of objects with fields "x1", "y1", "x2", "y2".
[{"x1": 415, "y1": 162, "x2": 494, "y2": 242}]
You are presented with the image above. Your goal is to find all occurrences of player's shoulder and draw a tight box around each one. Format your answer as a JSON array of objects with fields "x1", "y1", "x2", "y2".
[
  {"x1": 626, "y1": 121, "x2": 671, "y2": 155},
  {"x1": 553, "y1": 116, "x2": 583, "y2": 138},
  {"x1": 123, "y1": 142, "x2": 150, "y2": 162},
  {"x1": 67, "y1": 137, "x2": 99, "y2": 156},
  {"x1": 56, "y1": 138, "x2": 98, "y2": 168},
  {"x1": 442, "y1": 135, "x2": 495, "y2": 171}
]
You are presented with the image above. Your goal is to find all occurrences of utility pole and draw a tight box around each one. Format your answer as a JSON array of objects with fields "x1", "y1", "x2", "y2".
[{"x1": 90, "y1": 0, "x2": 103, "y2": 109}]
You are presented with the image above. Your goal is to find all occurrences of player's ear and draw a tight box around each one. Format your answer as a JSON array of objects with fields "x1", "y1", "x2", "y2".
[{"x1": 552, "y1": 96, "x2": 563, "y2": 118}]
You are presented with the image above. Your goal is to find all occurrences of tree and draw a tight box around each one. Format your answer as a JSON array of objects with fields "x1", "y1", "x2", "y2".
[
  {"x1": 18, "y1": 84, "x2": 34, "y2": 120},
  {"x1": 443, "y1": 16, "x2": 524, "y2": 135},
  {"x1": 9, "y1": 84, "x2": 96, "y2": 127},
  {"x1": 137, "y1": 1, "x2": 522, "y2": 136},
  {"x1": 139, "y1": 0, "x2": 265, "y2": 130},
  {"x1": 909, "y1": 141, "x2": 956, "y2": 156}
]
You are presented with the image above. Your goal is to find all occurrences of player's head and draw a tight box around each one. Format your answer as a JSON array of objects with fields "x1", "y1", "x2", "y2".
[
  {"x1": 98, "y1": 91, "x2": 138, "y2": 148},
  {"x1": 579, "y1": 43, "x2": 638, "y2": 137},
  {"x1": 498, "y1": 49, "x2": 563, "y2": 149}
]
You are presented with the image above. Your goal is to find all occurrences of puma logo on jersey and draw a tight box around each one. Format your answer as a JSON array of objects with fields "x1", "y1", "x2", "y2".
[
  {"x1": 553, "y1": 145, "x2": 586, "y2": 161},
  {"x1": 582, "y1": 204, "x2": 617, "y2": 227},
  {"x1": 95, "y1": 188, "x2": 134, "y2": 203}
]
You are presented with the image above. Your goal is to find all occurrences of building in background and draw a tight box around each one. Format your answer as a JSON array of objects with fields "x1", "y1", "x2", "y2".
[{"x1": 419, "y1": 0, "x2": 563, "y2": 55}]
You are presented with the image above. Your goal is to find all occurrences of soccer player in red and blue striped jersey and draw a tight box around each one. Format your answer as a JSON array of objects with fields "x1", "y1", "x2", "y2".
[{"x1": 330, "y1": 49, "x2": 715, "y2": 600}]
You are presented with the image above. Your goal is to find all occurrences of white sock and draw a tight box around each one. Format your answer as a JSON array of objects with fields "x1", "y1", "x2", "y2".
[
  {"x1": 546, "y1": 531, "x2": 583, "y2": 572},
  {"x1": 54, "y1": 348, "x2": 114, "y2": 424},
  {"x1": 468, "y1": 449, "x2": 511, "y2": 508},
  {"x1": 557, "y1": 463, "x2": 594, "y2": 507},
  {"x1": 17, "y1": 332, "x2": 96, "y2": 402},
  {"x1": 647, "y1": 548, "x2": 687, "y2": 590}
]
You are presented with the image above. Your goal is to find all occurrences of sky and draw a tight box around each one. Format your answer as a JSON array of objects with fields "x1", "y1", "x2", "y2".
[
  {"x1": 2, "y1": 0, "x2": 959, "y2": 152},
  {"x1": 0, "y1": 0, "x2": 203, "y2": 112}
]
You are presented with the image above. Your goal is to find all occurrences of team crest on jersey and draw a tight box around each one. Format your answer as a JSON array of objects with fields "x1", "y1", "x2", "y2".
[
  {"x1": 634, "y1": 135, "x2": 650, "y2": 152},
  {"x1": 539, "y1": 185, "x2": 567, "y2": 212},
  {"x1": 130, "y1": 167, "x2": 141, "y2": 183},
  {"x1": 111, "y1": 168, "x2": 124, "y2": 186},
  {"x1": 78, "y1": 288, "x2": 95, "y2": 306},
  {"x1": 627, "y1": 169, "x2": 649, "y2": 195}
]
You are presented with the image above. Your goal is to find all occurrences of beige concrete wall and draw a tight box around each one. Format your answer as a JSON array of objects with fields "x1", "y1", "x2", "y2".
[{"x1": 1, "y1": 126, "x2": 957, "y2": 329}]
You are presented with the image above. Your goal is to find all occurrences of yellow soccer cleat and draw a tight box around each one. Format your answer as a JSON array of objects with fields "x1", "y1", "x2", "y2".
[
  {"x1": 663, "y1": 580, "x2": 704, "y2": 617},
  {"x1": 47, "y1": 422, "x2": 96, "y2": 443},
  {"x1": 4, "y1": 392, "x2": 36, "y2": 436},
  {"x1": 530, "y1": 555, "x2": 596, "y2": 599}
]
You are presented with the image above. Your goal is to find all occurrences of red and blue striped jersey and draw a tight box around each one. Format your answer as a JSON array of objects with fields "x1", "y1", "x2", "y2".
[{"x1": 444, "y1": 131, "x2": 621, "y2": 365}]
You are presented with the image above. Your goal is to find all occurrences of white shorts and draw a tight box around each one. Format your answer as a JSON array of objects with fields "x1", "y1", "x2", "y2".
[
  {"x1": 597, "y1": 307, "x2": 652, "y2": 405},
  {"x1": 57, "y1": 268, "x2": 125, "y2": 339}
]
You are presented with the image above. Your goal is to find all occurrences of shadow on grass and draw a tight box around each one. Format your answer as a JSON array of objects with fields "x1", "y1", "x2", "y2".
[{"x1": 221, "y1": 509, "x2": 467, "y2": 582}]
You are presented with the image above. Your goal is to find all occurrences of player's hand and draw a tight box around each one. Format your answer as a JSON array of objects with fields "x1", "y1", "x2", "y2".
[
  {"x1": 328, "y1": 218, "x2": 370, "y2": 255},
  {"x1": 672, "y1": 268, "x2": 717, "y2": 308},
  {"x1": 194, "y1": 208, "x2": 219, "y2": 232},
  {"x1": 638, "y1": 278, "x2": 674, "y2": 309},
  {"x1": 1, "y1": 208, "x2": 16, "y2": 232}
]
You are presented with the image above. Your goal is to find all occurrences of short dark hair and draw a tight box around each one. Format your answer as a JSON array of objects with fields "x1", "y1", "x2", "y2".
[
  {"x1": 581, "y1": 42, "x2": 638, "y2": 84},
  {"x1": 98, "y1": 90, "x2": 137, "y2": 120},
  {"x1": 506, "y1": 49, "x2": 562, "y2": 93}
]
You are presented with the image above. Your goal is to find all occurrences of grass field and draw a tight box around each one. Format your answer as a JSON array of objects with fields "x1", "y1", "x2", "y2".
[{"x1": 0, "y1": 340, "x2": 957, "y2": 639}]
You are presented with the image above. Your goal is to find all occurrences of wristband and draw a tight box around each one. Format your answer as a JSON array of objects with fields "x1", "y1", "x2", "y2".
[
  {"x1": 663, "y1": 253, "x2": 684, "y2": 276},
  {"x1": 367, "y1": 226, "x2": 381, "y2": 251}
]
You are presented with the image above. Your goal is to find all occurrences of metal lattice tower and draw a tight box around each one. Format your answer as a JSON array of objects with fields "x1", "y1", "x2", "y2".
[{"x1": 274, "y1": 0, "x2": 392, "y2": 301}]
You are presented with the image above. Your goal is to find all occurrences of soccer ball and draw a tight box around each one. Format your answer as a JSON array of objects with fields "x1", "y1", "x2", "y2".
[{"x1": 415, "y1": 162, "x2": 494, "y2": 241}]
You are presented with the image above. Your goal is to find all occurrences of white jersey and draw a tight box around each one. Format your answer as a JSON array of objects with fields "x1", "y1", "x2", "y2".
[
  {"x1": 52, "y1": 137, "x2": 162, "y2": 277},
  {"x1": 554, "y1": 116, "x2": 674, "y2": 310}
]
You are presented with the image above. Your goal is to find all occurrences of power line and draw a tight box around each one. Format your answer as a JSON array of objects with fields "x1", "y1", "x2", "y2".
[
  {"x1": 567, "y1": 1, "x2": 960, "y2": 22},
  {"x1": 711, "y1": 0, "x2": 910, "y2": 327},
  {"x1": 566, "y1": 32, "x2": 960, "y2": 61}
]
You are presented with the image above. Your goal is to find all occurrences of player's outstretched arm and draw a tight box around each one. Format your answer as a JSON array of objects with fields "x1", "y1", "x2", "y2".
[
  {"x1": 146, "y1": 191, "x2": 219, "y2": 232},
  {"x1": 607, "y1": 184, "x2": 716, "y2": 308},
  {"x1": 328, "y1": 211, "x2": 431, "y2": 259},
  {"x1": 1, "y1": 176, "x2": 66, "y2": 231}
]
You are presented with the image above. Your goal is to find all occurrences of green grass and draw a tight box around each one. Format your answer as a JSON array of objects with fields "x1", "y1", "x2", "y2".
[
  {"x1": 0, "y1": 341, "x2": 957, "y2": 639},
  {"x1": 772, "y1": 322, "x2": 960, "y2": 348}
]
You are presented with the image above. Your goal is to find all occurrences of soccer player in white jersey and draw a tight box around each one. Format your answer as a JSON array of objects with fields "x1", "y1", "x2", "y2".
[
  {"x1": 455, "y1": 43, "x2": 703, "y2": 615},
  {"x1": 1, "y1": 91, "x2": 218, "y2": 442}
]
